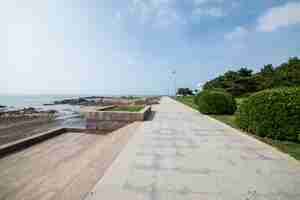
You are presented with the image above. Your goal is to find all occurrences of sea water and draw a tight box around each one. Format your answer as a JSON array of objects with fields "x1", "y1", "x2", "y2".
[
  {"x1": 0, "y1": 94, "x2": 85, "y2": 128},
  {"x1": 0, "y1": 94, "x2": 81, "y2": 107}
]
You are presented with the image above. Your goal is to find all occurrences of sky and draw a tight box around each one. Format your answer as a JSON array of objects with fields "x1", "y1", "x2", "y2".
[{"x1": 1, "y1": 0, "x2": 300, "y2": 95}]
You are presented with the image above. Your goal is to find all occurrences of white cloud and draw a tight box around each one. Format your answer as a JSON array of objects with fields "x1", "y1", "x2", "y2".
[
  {"x1": 129, "y1": 0, "x2": 227, "y2": 26},
  {"x1": 257, "y1": 2, "x2": 300, "y2": 32},
  {"x1": 224, "y1": 26, "x2": 248, "y2": 40},
  {"x1": 194, "y1": 0, "x2": 223, "y2": 6},
  {"x1": 129, "y1": 0, "x2": 154, "y2": 24},
  {"x1": 151, "y1": 0, "x2": 175, "y2": 7},
  {"x1": 192, "y1": 7, "x2": 225, "y2": 17},
  {"x1": 154, "y1": 8, "x2": 186, "y2": 27},
  {"x1": 129, "y1": 0, "x2": 184, "y2": 28}
]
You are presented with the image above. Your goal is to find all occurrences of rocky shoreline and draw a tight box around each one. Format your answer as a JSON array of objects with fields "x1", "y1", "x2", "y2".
[
  {"x1": 0, "y1": 118, "x2": 62, "y2": 146},
  {"x1": 44, "y1": 96, "x2": 101, "y2": 106},
  {"x1": 0, "y1": 107, "x2": 57, "y2": 125},
  {"x1": 46, "y1": 96, "x2": 161, "y2": 106},
  {"x1": 0, "y1": 107, "x2": 60, "y2": 145}
]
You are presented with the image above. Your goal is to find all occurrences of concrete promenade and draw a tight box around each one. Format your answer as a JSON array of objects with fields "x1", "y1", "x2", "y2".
[{"x1": 85, "y1": 97, "x2": 300, "y2": 200}]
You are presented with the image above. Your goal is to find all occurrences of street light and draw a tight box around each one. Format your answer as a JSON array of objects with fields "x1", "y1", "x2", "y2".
[{"x1": 171, "y1": 70, "x2": 176, "y2": 96}]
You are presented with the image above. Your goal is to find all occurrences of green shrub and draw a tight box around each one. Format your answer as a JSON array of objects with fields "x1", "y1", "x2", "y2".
[
  {"x1": 236, "y1": 87, "x2": 300, "y2": 141},
  {"x1": 196, "y1": 90, "x2": 237, "y2": 114}
]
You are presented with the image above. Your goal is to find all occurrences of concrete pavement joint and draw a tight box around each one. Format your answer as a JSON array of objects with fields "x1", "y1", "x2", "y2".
[{"x1": 123, "y1": 181, "x2": 220, "y2": 199}]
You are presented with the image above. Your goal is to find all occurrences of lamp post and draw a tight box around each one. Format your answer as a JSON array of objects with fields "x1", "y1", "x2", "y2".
[{"x1": 171, "y1": 70, "x2": 176, "y2": 96}]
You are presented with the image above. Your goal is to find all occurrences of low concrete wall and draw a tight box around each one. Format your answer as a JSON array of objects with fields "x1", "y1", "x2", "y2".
[{"x1": 83, "y1": 106, "x2": 151, "y2": 131}]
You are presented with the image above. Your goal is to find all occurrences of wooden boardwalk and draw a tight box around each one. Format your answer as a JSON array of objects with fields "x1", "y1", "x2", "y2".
[{"x1": 0, "y1": 123, "x2": 140, "y2": 200}]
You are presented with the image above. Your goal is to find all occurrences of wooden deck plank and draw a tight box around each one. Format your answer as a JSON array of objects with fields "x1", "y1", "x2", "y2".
[
  {"x1": 0, "y1": 133, "x2": 85, "y2": 178},
  {"x1": 0, "y1": 133, "x2": 99, "y2": 199},
  {"x1": 0, "y1": 122, "x2": 140, "y2": 200},
  {"x1": 0, "y1": 133, "x2": 74, "y2": 170}
]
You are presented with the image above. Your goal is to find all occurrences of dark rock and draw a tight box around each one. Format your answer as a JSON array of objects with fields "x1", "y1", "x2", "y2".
[
  {"x1": 84, "y1": 96, "x2": 101, "y2": 99},
  {"x1": 47, "y1": 110, "x2": 58, "y2": 114},
  {"x1": 22, "y1": 107, "x2": 37, "y2": 114},
  {"x1": 53, "y1": 97, "x2": 91, "y2": 105}
]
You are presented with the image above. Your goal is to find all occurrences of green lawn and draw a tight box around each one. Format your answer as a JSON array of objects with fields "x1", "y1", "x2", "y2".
[
  {"x1": 175, "y1": 95, "x2": 300, "y2": 161},
  {"x1": 209, "y1": 115, "x2": 239, "y2": 129},
  {"x1": 121, "y1": 96, "x2": 142, "y2": 100},
  {"x1": 105, "y1": 106, "x2": 144, "y2": 112},
  {"x1": 210, "y1": 115, "x2": 300, "y2": 160},
  {"x1": 235, "y1": 97, "x2": 245, "y2": 108},
  {"x1": 175, "y1": 96, "x2": 198, "y2": 110}
]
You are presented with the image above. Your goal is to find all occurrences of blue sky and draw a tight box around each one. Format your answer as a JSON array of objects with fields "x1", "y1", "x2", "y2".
[{"x1": 1, "y1": 0, "x2": 300, "y2": 95}]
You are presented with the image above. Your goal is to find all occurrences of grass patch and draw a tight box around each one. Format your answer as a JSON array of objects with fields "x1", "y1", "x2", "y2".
[
  {"x1": 105, "y1": 106, "x2": 144, "y2": 112},
  {"x1": 236, "y1": 97, "x2": 245, "y2": 107},
  {"x1": 262, "y1": 138, "x2": 300, "y2": 161},
  {"x1": 175, "y1": 96, "x2": 198, "y2": 110},
  {"x1": 174, "y1": 95, "x2": 300, "y2": 161},
  {"x1": 209, "y1": 115, "x2": 239, "y2": 129},
  {"x1": 210, "y1": 114, "x2": 300, "y2": 160},
  {"x1": 121, "y1": 96, "x2": 142, "y2": 100}
]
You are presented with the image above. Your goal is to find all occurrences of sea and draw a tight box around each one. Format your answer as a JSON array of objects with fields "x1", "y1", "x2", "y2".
[{"x1": 0, "y1": 94, "x2": 87, "y2": 128}]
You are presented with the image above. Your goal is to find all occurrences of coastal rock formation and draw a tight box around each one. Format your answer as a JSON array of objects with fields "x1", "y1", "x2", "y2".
[
  {"x1": 49, "y1": 96, "x2": 161, "y2": 107},
  {"x1": 53, "y1": 98, "x2": 90, "y2": 105},
  {"x1": 51, "y1": 96, "x2": 104, "y2": 106},
  {"x1": 0, "y1": 107, "x2": 57, "y2": 125}
]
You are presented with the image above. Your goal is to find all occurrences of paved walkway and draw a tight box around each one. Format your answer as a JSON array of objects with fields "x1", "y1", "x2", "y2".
[{"x1": 85, "y1": 97, "x2": 300, "y2": 200}]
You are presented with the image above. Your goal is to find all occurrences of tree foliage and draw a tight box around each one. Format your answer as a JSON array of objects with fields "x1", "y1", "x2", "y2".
[
  {"x1": 177, "y1": 88, "x2": 194, "y2": 96},
  {"x1": 195, "y1": 90, "x2": 236, "y2": 114},
  {"x1": 203, "y1": 57, "x2": 300, "y2": 97},
  {"x1": 236, "y1": 87, "x2": 300, "y2": 141}
]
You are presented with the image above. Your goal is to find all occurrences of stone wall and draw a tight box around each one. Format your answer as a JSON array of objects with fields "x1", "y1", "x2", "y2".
[{"x1": 82, "y1": 106, "x2": 151, "y2": 131}]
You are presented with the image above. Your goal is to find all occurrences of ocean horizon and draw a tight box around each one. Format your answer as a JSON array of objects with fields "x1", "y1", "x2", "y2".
[
  {"x1": 0, "y1": 94, "x2": 161, "y2": 108},
  {"x1": 0, "y1": 94, "x2": 84, "y2": 107}
]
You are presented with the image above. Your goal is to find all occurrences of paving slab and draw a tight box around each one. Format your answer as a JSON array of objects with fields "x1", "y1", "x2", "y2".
[{"x1": 85, "y1": 96, "x2": 300, "y2": 200}]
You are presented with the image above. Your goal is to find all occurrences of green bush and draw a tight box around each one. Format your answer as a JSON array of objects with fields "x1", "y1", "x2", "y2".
[
  {"x1": 196, "y1": 90, "x2": 237, "y2": 114},
  {"x1": 236, "y1": 87, "x2": 300, "y2": 141}
]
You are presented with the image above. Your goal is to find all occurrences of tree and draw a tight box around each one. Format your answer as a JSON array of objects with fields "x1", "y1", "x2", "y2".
[
  {"x1": 202, "y1": 57, "x2": 300, "y2": 97},
  {"x1": 227, "y1": 77, "x2": 258, "y2": 96},
  {"x1": 203, "y1": 76, "x2": 226, "y2": 90},
  {"x1": 238, "y1": 67, "x2": 253, "y2": 77},
  {"x1": 275, "y1": 57, "x2": 300, "y2": 86},
  {"x1": 260, "y1": 64, "x2": 274, "y2": 75},
  {"x1": 224, "y1": 71, "x2": 239, "y2": 81},
  {"x1": 177, "y1": 88, "x2": 194, "y2": 96}
]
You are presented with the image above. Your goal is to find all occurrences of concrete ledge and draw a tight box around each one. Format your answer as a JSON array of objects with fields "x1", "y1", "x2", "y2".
[
  {"x1": 83, "y1": 106, "x2": 152, "y2": 131},
  {"x1": 85, "y1": 106, "x2": 151, "y2": 122}
]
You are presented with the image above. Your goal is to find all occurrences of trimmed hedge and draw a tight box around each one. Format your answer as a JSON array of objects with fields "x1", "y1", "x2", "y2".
[
  {"x1": 236, "y1": 87, "x2": 300, "y2": 141},
  {"x1": 196, "y1": 90, "x2": 237, "y2": 114}
]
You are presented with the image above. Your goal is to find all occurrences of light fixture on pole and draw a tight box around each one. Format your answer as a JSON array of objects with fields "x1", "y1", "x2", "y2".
[{"x1": 171, "y1": 70, "x2": 176, "y2": 96}]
